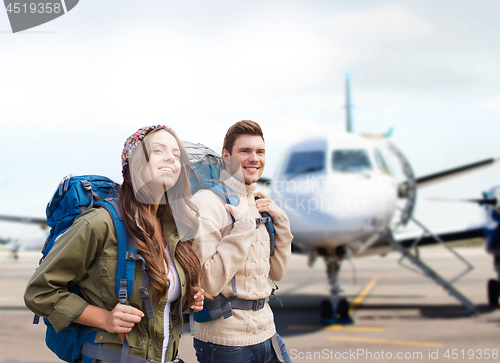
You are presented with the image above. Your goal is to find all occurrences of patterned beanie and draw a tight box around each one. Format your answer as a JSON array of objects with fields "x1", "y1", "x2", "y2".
[{"x1": 121, "y1": 125, "x2": 172, "y2": 175}]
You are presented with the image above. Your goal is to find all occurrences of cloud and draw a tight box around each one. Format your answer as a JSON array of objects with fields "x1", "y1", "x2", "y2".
[{"x1": 3, "y1": 1, "x2": 500, "y2": 133}]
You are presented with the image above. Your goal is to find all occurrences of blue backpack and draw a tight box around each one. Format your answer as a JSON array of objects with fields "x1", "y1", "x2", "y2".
[
  {"x1": 183, "y1": 141, "x2": 276, "y2": 324},
  {"x1": 183, "y1": 141, "x2": 224, "y2": 191},
  {"x1": 35, "y1": 175, "x2": 154, "y2": 363}
]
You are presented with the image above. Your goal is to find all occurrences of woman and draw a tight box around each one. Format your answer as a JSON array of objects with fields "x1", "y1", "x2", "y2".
[{"x1": 24, "y1": 125, "x2": 204, "y2": 363}]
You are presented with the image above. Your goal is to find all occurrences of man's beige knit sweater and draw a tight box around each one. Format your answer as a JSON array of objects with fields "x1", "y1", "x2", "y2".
[{"x1": 192, "y1": 170, "x2": 293, "y2": 346}]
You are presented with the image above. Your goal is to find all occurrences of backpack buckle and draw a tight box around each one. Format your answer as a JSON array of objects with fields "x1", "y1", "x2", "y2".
[
  {"x1": 252, "y1": 298, "x2": 265, "y2": 311},
  {"x1": 81, "y1": 180, "x2": 91, "y2": 191},
  {"x1": 118, "y1": 279, "x2": 128, "y2": 304},
  {"x1": 255, "y1": 217, "x2": 272, "y2": 229}
]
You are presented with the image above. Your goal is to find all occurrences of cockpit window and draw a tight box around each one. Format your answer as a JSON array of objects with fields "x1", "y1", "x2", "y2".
[
  {"x1": 332, "y1": 149, "x2": 372, "y2": 172},
  {"x1": 285, "y1": 151, "x2": 325, "y2": 175},
  {"x1": 373, "y1": 148, "x2": 391, "y2": 175}
]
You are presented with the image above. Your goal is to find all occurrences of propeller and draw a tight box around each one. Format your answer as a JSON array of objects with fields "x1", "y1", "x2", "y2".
[
  {"x1": 387, "y1": 141, "x2": 417, "y2": 227},
  {"x1": 424, "y1": 197, "x2": 497, "y2": 206},
  {"x1": 415, "y1": 158, "x2": 499, "y2": 188}
]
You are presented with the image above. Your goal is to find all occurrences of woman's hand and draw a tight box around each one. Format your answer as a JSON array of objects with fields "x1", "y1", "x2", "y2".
[
  {"x1": 74, "y1": 303, "x2": 144, "y2": 340},
  {"x1": 104, "y1": 303, "x2": 144, "y2": 334},
  {"x1": 190, "y1": 287, "x2": 205, "y2": 312}
]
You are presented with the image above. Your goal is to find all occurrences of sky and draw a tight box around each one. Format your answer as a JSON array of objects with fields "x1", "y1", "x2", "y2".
[{"x1": 1, "y1": 0, "x2": 499, "y2": 245}]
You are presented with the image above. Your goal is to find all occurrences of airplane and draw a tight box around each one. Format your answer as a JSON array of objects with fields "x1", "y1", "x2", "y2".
[
  {"x1": 1, "y1": 73, "x2": 496, "y2": 324},
  {"x1": 0, "y1": 215, "x2": 48, "y2": 257},
  {"x1": 258, "y1": 72, "x2": 498, "y2": 324},
  {"x1": 0, "y1": 236, "x2": 20, "y2": 259},
  {"x1": 0, "y1": 237, "x2": 12, "y2": 245}
]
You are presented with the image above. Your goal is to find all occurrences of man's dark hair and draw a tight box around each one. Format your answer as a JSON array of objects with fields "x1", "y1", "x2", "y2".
[{"x1": 222, "y1": 120, "x2": 264, "y2": 154}]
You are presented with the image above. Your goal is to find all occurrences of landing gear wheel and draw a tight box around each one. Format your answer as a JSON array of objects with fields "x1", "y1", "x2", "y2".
[
  {"x1": 319, "y1": 299, "x2": 353, "y2": 325},
  {"x1": 488, "y1": 279, "x2": 499, "y2": 306},
  {"x1": 337, "y1": 299, "x2": 350, "y2": 320},
  {"x1": 320, "y1": 299, "x2": 335, "y2": 325}
]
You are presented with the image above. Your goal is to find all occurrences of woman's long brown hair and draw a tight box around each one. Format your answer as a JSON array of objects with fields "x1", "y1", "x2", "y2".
[{"x1": 119, "y1": 127, "x2": 201, "y2": 307}]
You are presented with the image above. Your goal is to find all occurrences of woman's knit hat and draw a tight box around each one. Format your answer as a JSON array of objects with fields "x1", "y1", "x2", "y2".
[{"x1": 121, "y1": 125, "x2": 172, "y2": 175}]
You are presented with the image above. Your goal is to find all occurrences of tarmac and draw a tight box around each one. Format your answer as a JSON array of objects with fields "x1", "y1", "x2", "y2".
[{"x1": 1, "y1": 245, "x2": 499, "y2": 363}]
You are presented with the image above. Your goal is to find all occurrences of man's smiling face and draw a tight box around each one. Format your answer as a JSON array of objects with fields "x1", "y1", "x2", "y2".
[{"x1": 222, "y1": 134, "x2": 265, "y2": 185}]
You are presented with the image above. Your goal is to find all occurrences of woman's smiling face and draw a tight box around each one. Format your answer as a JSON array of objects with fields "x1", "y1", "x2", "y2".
[{"x1": 143, "y1": 129, "x2": 182, "y2": 191}]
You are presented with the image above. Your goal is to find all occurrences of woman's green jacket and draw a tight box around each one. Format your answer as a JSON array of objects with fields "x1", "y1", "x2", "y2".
[{"x1": 24, "y1": 208, "x2": 188, "y2": 363}]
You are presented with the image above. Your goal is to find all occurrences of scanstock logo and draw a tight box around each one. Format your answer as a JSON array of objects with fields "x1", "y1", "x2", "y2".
[{"x1": 3, "y1": 0, "x2": 79, "y2": 33}]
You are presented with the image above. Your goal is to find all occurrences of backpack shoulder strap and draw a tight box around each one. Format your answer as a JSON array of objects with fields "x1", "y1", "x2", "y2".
[
  {"x1": 196, "y1": 180, "x2": 239, "y2": 206},
  {"x1": 93, "y1": 199, "x2": 154, "y2": 318},
  {"x1": 255, "y1": 196, "x2": 276, "y2": 256},
  {"x1": 93, "y1": 200, "x2": 134, "y2": 300},
  {"x1": 196, "y1": 182, "x2": 276, "y2": 256}
]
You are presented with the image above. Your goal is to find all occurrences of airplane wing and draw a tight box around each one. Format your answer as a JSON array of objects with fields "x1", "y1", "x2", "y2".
[{"x1": 0, "y1": 215, "x2": 47, "y2": 228}]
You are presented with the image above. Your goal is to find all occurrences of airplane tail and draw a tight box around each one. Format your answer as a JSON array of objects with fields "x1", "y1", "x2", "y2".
[
  {"x1": 383, "y1": 127, "x2": 394, "y2": 138},
  {"x1": 345, "y1": 71, "x2": 353, "y2": 133}
]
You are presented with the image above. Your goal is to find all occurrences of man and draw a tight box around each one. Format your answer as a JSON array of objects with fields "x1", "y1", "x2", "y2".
[{"x1": 191, "y1": 120, "x2": 293, "y2": 363}]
